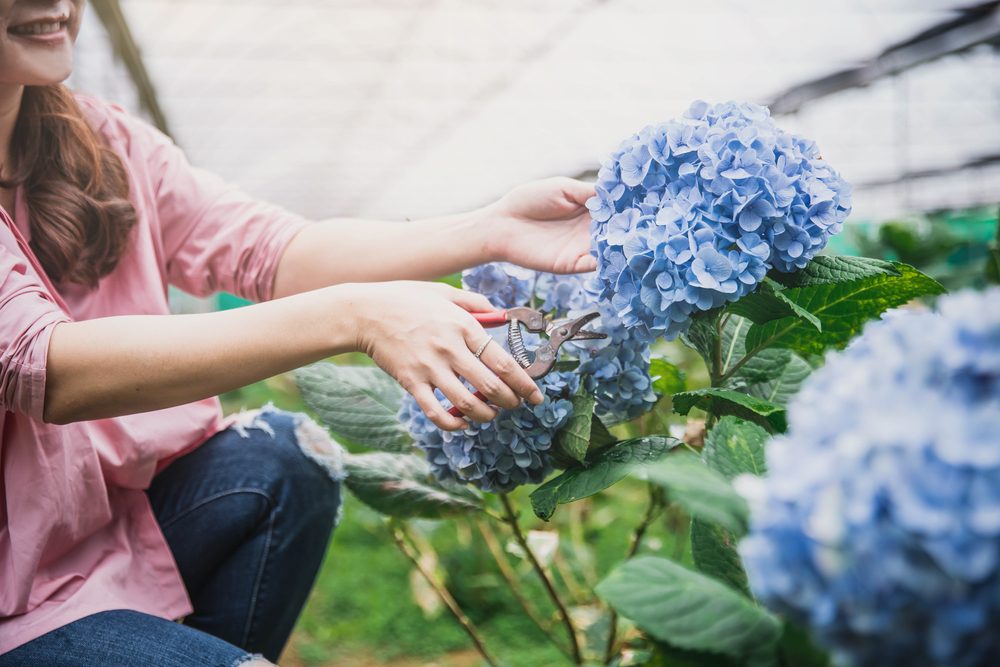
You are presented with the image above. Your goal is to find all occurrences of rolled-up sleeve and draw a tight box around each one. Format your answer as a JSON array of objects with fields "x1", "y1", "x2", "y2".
[
  {"x1": 0, "y1": 246, "x2": 71, "y2": 419},
  {"x1": 121, "y1": 112, "x2": 312, "y2": 302}
]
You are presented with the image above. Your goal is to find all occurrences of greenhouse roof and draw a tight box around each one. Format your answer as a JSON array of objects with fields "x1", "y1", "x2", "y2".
[{"x1": 73, "y1": 0, "x2": 1000, "y2": 222}]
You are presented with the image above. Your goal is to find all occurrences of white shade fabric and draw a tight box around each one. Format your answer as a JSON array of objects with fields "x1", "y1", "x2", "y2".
[{"x1": 72, "y1": 0, "x2": 1000, "y2": 223}]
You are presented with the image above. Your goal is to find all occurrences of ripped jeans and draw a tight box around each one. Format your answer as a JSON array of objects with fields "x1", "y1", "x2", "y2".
[{"x1": 0, "y1": 408, "x2": 344, "y2": 667}]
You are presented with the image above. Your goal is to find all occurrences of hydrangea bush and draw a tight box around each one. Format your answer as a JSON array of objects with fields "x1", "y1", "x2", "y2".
[
  {"x1": 397, "y1": 262, "x2": 656, "y2": 492},
  {"x1": 294, "y1": 102, "x2": 956, "y2": 667},
  {"x1": 588, "y1": 100, "x2": 852, "y2": 341},
  {"x1": 739, "y1": 288, "x2": 1000, "y2": 667}
]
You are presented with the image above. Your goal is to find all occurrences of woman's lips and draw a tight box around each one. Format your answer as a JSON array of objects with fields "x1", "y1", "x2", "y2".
[{"x1": 8, "y1": 19, "x2": 69, "y2": 43}]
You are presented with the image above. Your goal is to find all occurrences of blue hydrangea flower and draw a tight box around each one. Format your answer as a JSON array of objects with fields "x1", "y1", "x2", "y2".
[
  {"x1": 401, "y1": 265, "x2": 658, "y2": 491},
  {"x1": 738, "y1": 288, "x2": 1000, "y2": 667},
  {"x1": 588, "y1": 101, "x2": 852, "y2": 341},
  {"x1": 533, "y1": 272, "x2": 591, "y2": 312},
  {"x1": 575, "y1": 310, "x2": 657, "y2": 422},
  {"x1": 536, "y1": 272, "x2": 658, "y2": 422},
  {"x1": 462, "y1": 262, "x2": 536, "y2": 308},
  {"x1": 398, "y1": 371, "x2": 578, "y2": 492}
]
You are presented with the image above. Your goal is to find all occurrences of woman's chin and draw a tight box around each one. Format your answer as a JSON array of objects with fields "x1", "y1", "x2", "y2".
[{"x1": 17, "y1": 60, "x2": 74, "y2": 87}]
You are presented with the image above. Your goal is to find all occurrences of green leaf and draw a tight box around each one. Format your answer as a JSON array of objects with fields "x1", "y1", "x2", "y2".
[
  {"x1": 702, "y1": 416, "x2": 769, "y2": 480},
  {"x1": 727, "y1": 278, "x2": 821, "y2": 331},
  {"x1": 596, "y1": 556, "x2": 781, "y2": 659},
  {"x1": 727, "y1": 348, "x2": 813, "y2": 407},
  {"x1": 681, "y1": 312, "x2": 722, "y2": 365},
  {"x1": 530, "y1": 437, "x2": 678, "y2": 520},
  {"x1": 553, "y1": 391, "x2": 596, "y2": 465},
  {"x1": 640, "y1": 453, "x2": 749, "y2": 535},
  {"x1": 343, "y1": 452, "x2": 483, "y2": 519},
  {"x1": 435, "y1": 272, "x2": 463, "y2": 288},
  {"x1": 651, "y1": 357, "x2": 687, "y2": 396},
  {"x1": 691, "y1": 521, "x2": 751, "y2": 596},
  {"x1": 294, "y1": 363, "x2": 412, "y2": 452},
  {"x1": 770, "y1": 255, "x2": 899, "y2": 288},
  {"x1": 718, "y1": 315, "x2": 752, "y2": 376},
  {"x1": 672, "y1": 388, "x2": 787, "y2": 433},
  {"x1": 779, "y1": 623, "x2": 832, "y2": 667},
  {"x1": 588, "y1": 415, "x2": 617, "y2": 452},
  {"x1": 745, "y1": 262, "x2": 944, "y2": 356},
  {"x1": 691, "y1": 417, "x2": 769, "y2": 595},
  {"x1": 552, "y1": 359, "x2": 582, "y2": 372}
]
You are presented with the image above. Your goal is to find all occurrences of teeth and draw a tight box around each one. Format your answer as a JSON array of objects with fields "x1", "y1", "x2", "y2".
[{"x1": 11, "y1": 21, "x2": 64, "y2": 36}]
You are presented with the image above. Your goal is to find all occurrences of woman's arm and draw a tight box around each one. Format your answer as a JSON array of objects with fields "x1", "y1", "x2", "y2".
[
  {"x1": 273, "y1": 178, "x2": 598, "y2": 298},
  {"x1": 44, "y1": 282, "x2": 543, "y2": 429}
]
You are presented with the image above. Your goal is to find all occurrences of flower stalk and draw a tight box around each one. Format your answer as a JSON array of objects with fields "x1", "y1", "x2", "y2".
[
  {"x1": 475, "y1": 520, "x2": 567, "y2": 656},
  {"x1": 390, "y1": 523, "x2": 499, "y2": 667},
  {"x1": 604, "y1": 485, "x2": 664, "y2": 663},
  {"x1": 499, "y1": 493, "x2": 583, "y2": 665}
]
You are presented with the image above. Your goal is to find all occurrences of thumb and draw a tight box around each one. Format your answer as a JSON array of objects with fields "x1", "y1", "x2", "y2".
[
  {"x1": 562, "y1": 178, "x2": 597, "y2": 207},
  {"x1": 573, "y1": 253, "x2": 598, "y2": 273}
]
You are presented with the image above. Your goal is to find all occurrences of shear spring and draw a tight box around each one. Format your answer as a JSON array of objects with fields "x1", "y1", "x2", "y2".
[{"x1": 507, "y1": 319, "x2": 532, "y2": 368}]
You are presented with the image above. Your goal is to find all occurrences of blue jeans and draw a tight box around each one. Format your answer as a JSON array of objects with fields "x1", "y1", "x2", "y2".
[{"x1": 0, "y1": 408, "x2": 343, "y2": 666}]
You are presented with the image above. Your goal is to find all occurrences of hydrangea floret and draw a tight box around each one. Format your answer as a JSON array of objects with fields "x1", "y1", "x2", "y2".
[
  {"x1": 587, "y1": 100, "x2": 852, "y2": 341},
  {"x1": 738, "y1": 288, "x2": 1000, "y2": 667},
  {"x1": 398, "y1": 263, "x2": 656, "y2": 492}
]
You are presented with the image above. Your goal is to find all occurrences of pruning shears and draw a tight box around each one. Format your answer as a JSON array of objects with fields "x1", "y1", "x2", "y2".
[{"x1": 447, "y1": 306, "x2": 607, "y2": 417}]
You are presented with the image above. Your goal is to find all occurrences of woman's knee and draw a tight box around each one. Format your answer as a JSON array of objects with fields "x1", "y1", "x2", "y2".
[{"x1": 231, "y1": 406, "x2": 344, "y2": 522}]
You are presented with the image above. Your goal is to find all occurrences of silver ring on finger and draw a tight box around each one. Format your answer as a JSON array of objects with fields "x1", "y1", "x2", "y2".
[{"x1": 472, "y1": 336, "x2": 493, "y2": 360}]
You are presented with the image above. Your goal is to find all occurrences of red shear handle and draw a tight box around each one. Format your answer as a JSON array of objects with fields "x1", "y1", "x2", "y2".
[
  {"x1": 471, "y1": 310, "x2": 509, "y2": 328},
  {"x1": 447, "y1": 390, "x2": 488, "y2": 417}
]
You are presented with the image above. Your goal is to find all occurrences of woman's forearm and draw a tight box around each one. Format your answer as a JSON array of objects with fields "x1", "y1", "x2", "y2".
[
  {"x1": 272, "y1": 209, "x2": 500, "y2": 298},
  {"x1": 43, "y1": 285, "x2": 360, "y2": 424}
]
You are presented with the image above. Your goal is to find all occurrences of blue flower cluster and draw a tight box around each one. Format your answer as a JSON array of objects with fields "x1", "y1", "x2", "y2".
[
  {"x1": 739, "y1": 288, "x2": 1000, "y2": 667},
  {"x1": 534, "y1": 272, "x2": 658, "y2": 422},
  {"x1": 459, "y1": 261, "x2": 535, "y2": 308},
  {"x1": 588, "y1": 100, "x2": 852, "y2": 341},
  {"x1": 398, "y1": 371, "x2": 579, "y2": 492},
  {"x1": 396, "y1": 263, "x2": 657, "y2": 491}
]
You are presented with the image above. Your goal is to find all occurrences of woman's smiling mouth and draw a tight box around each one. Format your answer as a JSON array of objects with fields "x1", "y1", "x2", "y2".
[{"x1": 8, "y1": 17, "x2": 69, "y2": 42}]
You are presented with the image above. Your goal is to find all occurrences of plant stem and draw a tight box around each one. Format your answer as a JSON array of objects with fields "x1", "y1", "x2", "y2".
[
  {"x1": 719, "y1": 339, "x2": 763, "y2": 384},
  {"x1": 391, "y1": 524, "x2": 499, "y2": 667},
  {"x1": 604, "y1": 485, "x2": 663, "y2": 664},
  {"x1": 554, "y1": 550, "x2": 590, "y2": 606},
  {"x1": 499, "y1": 494, "x2": 583, "y2": 665},
  {"x1": 703, "y1": 313, "x2": 725, "y2": 428},
  {"x1": 475, "y1": 520, "x2": 565, "y2": 652},
  {"x1": 712, "y1": 314, "x2": 724, "y2": 385},
  {"x1": 568, "y1": 501, "x2": 600, "y2": 589}
]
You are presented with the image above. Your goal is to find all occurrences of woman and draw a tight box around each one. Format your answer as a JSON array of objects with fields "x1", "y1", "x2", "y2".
[{"x1": 0, "y1": 2, "x2": 597, "y2": 665}]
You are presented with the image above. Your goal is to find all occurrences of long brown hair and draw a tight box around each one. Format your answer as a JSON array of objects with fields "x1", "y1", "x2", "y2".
[{"x1": 1, "y1": 85, "x2": 136, "y2": 287}]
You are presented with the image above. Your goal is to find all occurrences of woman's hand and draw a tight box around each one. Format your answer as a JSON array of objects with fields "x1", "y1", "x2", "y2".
[
  {"x1": 349, "y1": 281, "x2": 544, "y2": 431},
  {"x1": 486, "y1": 177, "x2": 598, "y2": 274}
]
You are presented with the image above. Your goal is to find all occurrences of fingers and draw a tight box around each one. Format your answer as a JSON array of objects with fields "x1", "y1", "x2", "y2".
[
  {"x1": 477, "y1": 340, "x2": 544, "y2": 405},
  {"x1": 560, "y1": 177, "x2": 597, "y2": 207},
  {"x1": 453, "y1": 347, "x2": 521, "y2": 410},
  {"x1": 435, "y1": 373, "x2": 497, "y2": 423},
  {"x1": 445, "y1": 286, "x2": 494, "y2": 313},
  {"x1": 411, "y1": 384, "x2": 467, "y2": 431}
]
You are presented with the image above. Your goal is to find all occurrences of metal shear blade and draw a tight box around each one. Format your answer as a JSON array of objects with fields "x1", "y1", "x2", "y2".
[{"x1": 517, "y1": 311, "x2": 608, "y2": 379}]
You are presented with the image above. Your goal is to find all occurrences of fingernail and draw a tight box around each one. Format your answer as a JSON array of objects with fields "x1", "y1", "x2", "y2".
[{"x1": 529, "y1": 390, "x2": 544, "y2": 405}]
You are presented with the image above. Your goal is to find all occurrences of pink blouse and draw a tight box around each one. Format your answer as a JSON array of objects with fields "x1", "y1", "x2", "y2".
[{"x1": 0, "y1": 95, "x2": 311, "y2": 654}]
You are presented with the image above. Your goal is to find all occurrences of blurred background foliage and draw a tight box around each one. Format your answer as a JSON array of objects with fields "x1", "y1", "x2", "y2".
[{"x1": 839, "y1": 206, "x2": 999, "y2": 291}]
